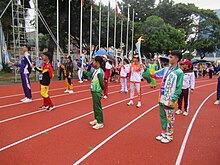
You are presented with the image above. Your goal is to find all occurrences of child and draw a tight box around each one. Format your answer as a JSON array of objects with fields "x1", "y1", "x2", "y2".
[
  {"x1": 117, "y1": 59, "x2": 130, "y2": 93},
  {"x1": 33, "y1": 52, "x2": 55, "y2": 111},
  {"x1": 143, "y1": 50, "x2": 184, "y2": 143},
  {"x1": 103, "y1": 55, "x2": 112, "y2": 99},
  {"x1": 63, "y1": 55, "x2": 74, "y2": 94},
  {"x1": 84, "y1": 56, "x2": 105, "y2": 129},
  {"x1": 149, "y1": 59, "x2": 158, "y2": 88},
  {"x1": 176, "y1": 60, "x2": 195, "y2": 116},
  {"x1": 127, "y1": 55, "x2": 143, "y2": 108}
]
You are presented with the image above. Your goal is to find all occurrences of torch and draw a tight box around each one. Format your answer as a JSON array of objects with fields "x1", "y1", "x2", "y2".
[{"x1": 135, "y1": 36, "x2": 144, "y2": 64}]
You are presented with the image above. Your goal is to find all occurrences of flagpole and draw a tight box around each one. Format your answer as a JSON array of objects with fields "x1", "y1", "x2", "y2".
[
  {"x1": 57, "y1": 0, "x2": 59, "y2": 60},
  {"x1": 98, "y1": 0, "x2": 102, "y2": 49},
  {"x1": 106, "y1": 0, "x2": 110, "y2": 52},
  {"x1": 114, "y1": 1, "x2": 117, "y2": 66},
  {"x1": 120, "y1": 7, "x2": 123, "y2": 53},
  {"x1": 89, "y1": 1, "x2": 93, "y2": 61},
  {"x1": 68, "y1": 0, "x2": 71, "y2": 55},
  {"x1": 131, "y1": 8, "x2": 134, "y2": 56},
  {"x1": 80, "y1": 0, "x2": 83, "y2": 60},
  {"x1": 125, "y1": 4, "x2": 130, "y2": 58}
]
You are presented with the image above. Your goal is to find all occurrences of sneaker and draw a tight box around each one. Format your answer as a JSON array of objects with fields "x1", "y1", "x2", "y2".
[
  {"x1": 119, "y1": 90, "x2": 124, "y2": 93},
  {"x1": 214, "y1": 100, "x2": 220, "y2": 105},
  {"x1": 78, "y1": 81, "x2": 83, "y2": 83},
  {"x1": 161, "y1": 136, "x2": 173, "y2": 143},
  {"x1": 46, "y1": 106, "x2": 55, "y2": 111},
  {"x1": 175, "y1": 109, "x2": 182, "y2": 115},
  {"x1": 136, "y1": 102, "x2": 141, "y2": 108},
  {"x1": 64, "y1": 90, "x2": 69, "y2": 93},
  {"x1": 39, "y1": 105, "x2": 48, "y2": 109},
  {"x1": 103, "y1": 95, "x2": 108, "y2": 99},
  {"x1": 89, "y1": 119, "x2": 97, "y2": 126},
  {"x1": 22, "y1": 98, "x2": 32, "y2": 103},
  {"x1": 84, "y1": 79, "x2": 88, "y2": 82},
  {"x1": 127, "y1": 100, "x2": 134, "y2": 106},
  {"x1": 125, "y1": 91, "x2": 128, "y2": 94},
  {"x1": 92, "y1": 123, "x2": 104, "y2": 129},
  {"x1": 183, "y1": 111, "x2": 188, "y2": 116},
  {"x1": 68, "y1": 90, "x2": 74, "y2": 94},
  {"x1": 156, "y1": 133, "x2": 165, "y2": 141},
  {"x1": 20, "y1": 97, "x2": 27, "y2": 102}
]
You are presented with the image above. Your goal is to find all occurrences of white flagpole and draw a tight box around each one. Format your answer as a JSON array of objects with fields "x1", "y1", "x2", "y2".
[
  {"x1": 89, "y1": 1, "x2": 93, "y2": 61},
  {"x1": 114, "y1": 1, "x2": 117, "y2": 66},
  {"x1": 98, "y1": 0, "x2": 102, "y2": 49},
  {"x1": 120, "y1": 6, "x2": 123, "y2": 52},
  {"x1": 107, "y1": 0, "x2": 110, "y2": 52},
  {"x1": 57, "y1": 0, "x2": 59, "y2": 60},
  {"x1": 131, "y1": 8, "x2": 134, "y2": 56},
  {"x1": 80, "y1": 0, "x2": 83, "y2": 62},
  {"x1": 125, "y1": 4, "x2": 130, "y2": 58},
  {"x1": 68, "y1": 0, "x2": 71, "y2": 55}
]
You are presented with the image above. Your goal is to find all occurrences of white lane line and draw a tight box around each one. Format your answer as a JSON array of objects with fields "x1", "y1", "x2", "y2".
[
  {"x1": 0, "y1": 89, "x2": 159, "y2": 152},
  {"x1": 175, "y1": 91, "x2": 216, "y2": 165},
  {"x1": 0, "y1": 83, "x2": 120, "y2": 99},
  {"x1": 0, "y1": 84, "x2": 151, "y2": 123},
  {"x1": 0, "y1": 84, "x2": 121, "y2": 109},
  {"x1": 73, "y1": 104, "x2": 159, "y2": 165}
]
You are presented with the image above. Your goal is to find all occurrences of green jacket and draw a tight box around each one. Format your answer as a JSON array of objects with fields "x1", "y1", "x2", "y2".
[{"x1": 84, "y1": 67, "x2": 105, "y2": 92}]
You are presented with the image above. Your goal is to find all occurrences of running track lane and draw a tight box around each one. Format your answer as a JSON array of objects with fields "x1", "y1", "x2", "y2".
[
  {"x1": 0, "y1": 79, "x2": 216, "y2": 164},
  {"x1": 0, "y1": 87, "x2": 160, "y2": 164},
  {"x1": 72, "y1": 81, "x2": 217, "y2": 164},
  {"x1": 0, "y1": 84, "x2": 156, "y2": 148},
  {"x1": 176, "y1": 92, "x2": 219, "y2": 165}
]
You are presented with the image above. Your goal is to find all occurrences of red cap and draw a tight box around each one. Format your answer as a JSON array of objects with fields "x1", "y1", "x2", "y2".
[{"x1": 184, "y1": 60, "x2": 192, "y2": 66}]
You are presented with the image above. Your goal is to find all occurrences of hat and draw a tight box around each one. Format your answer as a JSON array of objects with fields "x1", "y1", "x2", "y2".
[
  {"x1": 102, "y1": 55, "x2": 108, "y2": 59},
  {"x1": 179, "y1": 61, "x2": 185, "y2": 65},
  {"x1": 66, "y1": 55, "x2": 71, "y2": 60},
  {"x1": 184, "y1": 60, "x2": 192, "y2": 67},
  {"x1": 171, "y1": 50, "x2": 182, "y2": 62},
  {"x1": 159, "y1": 56, "x2": 170, "y2": 62},
  {"x1": 43, "y1": 51, "x2": 51, "y2": 58}
]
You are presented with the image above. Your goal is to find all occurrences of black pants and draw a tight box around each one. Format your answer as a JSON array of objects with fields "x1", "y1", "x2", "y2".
[
  {"x1": 178, "y1": 88, "x2": 190, "y2": 112},
  {"x1": 208, "y1": 70, "x2": 213, "y2": 79}
]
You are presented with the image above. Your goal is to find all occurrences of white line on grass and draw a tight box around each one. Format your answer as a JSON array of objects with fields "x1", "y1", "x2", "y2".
[{"x1": 175, "y1": 91, "x2": 216, "y2": 165}]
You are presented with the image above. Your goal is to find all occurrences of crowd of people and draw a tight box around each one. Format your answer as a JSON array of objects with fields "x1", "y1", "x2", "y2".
[{"x1": 9, "y1": 46, "x2": 220, "y2": 144}]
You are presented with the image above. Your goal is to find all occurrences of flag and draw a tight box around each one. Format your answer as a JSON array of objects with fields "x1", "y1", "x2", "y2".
[
  {"x1": 116, "y1": 3, "x2": 119, "y2": 17},
  {"x1": 82, "y1": 0, "x2": 84, "y2": 6}
]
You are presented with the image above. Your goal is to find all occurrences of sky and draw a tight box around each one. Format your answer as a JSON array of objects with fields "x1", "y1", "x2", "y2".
[{"x1": 100, "y1": 0, "x2": 220, "y2": 10}]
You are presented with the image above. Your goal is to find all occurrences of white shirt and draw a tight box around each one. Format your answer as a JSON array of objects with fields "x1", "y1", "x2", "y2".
[
  {"x1": 182, "y1": 71, "x2": 195, "y2": 89},
  {"x1": 120, "y1": 64, "x2": 130, "y2": 78}
]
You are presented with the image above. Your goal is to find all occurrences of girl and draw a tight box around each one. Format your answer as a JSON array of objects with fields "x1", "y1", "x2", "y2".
[
  {"x1": 63, "y1": 55, "x2": 74, "y2": 94},
  {"x1": 103, "y1": 55, "x2": 112, "y2": 99},
  {"x1": 117, "y1": 59, "x2": 130, "y2": 93},
  {"x1": 85, "y1": 56, "x2": 105, "y2": 129},
  {"x1": 127, "y1": 55, "x2": 143, "y2": 108}
]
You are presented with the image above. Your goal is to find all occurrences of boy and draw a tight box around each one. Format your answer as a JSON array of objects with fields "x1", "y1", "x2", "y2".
[
  {"x1": 176, "y1": 60, "x2": 195, "y2": 116},
  {"x1": 33, "y1": 52, "x2": 55, "y2": 111},
  {"x1": 63, "y1": 55, "x2": 74, "y2": 94},
  {"x1": 144, "y1": 50, "x2": 184, "y2": 143}
]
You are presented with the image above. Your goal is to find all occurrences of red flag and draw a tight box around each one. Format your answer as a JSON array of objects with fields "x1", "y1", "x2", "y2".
[
  {"x1": 116, "y1": 3, "x2": 119, "y2": 16},
  {"x1": 82, "y1": 0, "x2": 84, "y2": 6}
]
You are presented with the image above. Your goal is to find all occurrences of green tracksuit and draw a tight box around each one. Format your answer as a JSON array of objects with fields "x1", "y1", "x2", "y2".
[
  {"x1": 149, "y1": 63, "x2": 157, "y2": 87},
  {"x1": 85, "y1": 67, "x2": 105, "y2": 123}
]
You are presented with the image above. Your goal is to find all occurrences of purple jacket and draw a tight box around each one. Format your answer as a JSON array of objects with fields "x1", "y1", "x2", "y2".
[{"x1": 14, "y1": 54, "x2": 32, "y2": 74}]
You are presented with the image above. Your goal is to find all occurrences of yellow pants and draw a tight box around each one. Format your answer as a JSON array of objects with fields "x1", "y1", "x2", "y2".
[
  {"x1": 40, "y1": 85, "x2": 49, "y2": 98},
  {"x1": 65, "y1": 78, "x2": 73, "y2": 90}
]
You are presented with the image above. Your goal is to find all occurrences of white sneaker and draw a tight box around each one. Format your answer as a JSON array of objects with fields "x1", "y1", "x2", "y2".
[
  {"x1": 119, "y1": 90, "x2": 124, "y2": 93},
  {"x1": 183, "y1": 111, "x2": 189, "y2": 116},
  {"x1": 78, "y1": 81, "x2": 83, "y2": 83},
  {"x1": 136, "y1": 102, "x2": 141, "y2": 108},
  {"x1": 92, "y1": 123, "x2": 104, "y2": 129},
  {"x1": 84, "y1": 79, "x2": 88, "y2": 82},
  {"x1": 68, "y1": 90, "x2": 74, "y2": 94},
  {"x1": 175, "y1": 109, "x2": 182, "y2": 115},
  {"x1": 39, "y1": 105, "x2": 48, "y2": 109},
  {"x1": 156, "y1": 133, "x2": 165, "y2": 141},
  {"x1": 214, "y1": 100, "x2": 220, "y2": 105},
  {"x1": 161, "y1": 136, "x2": 173, "y2": 143},
  {"x1": 89, "y1": 119, "x2": 97, "y2": 126},
  {"x1": 127, "y1": 100, "x2": 134, "y2": 106},
  {"x1": 22, "y1": 98, "x2": 32, "y2": 103},
  {"x1": 64, "y1": 90, "x2": 69, "y2": 93},
  {"x1": 20, "y1": 97, "x2": 27, "y2": 102},
  {"x1": 103, "y1": 95, "x2": 108, "y2": 99},
  {"x1": 46, "y1": 106, "x2": 55, "y2": 111}
]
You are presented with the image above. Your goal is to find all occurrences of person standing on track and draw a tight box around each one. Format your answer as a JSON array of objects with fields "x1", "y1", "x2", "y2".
[
  {"x1": 63, "y1": 55, "x2": 74, "y2": 94},
  {"x1": 143, "y1": 50, "x2": 184, "y2": 143},
  {"x1": 103, "y1": 55, "x2": 112, "y2": 99},
  {"x1": 33, "y1": 52, "x2": 55, "y2": 111},
  {"x1": 9, "y1": 45, "x2": 32, "y2": 103},
  {"x1": 176, "y1": 60, "x2": 195, "y2": 116},
  {"x1": 214, "y1": 67, "x2": 220, "y2": 105},
  {"x1": 127, "y1": 54, "x2": 143, "y2": 108},
  {"x1": 117, "y1": 58, "x2": 130, "y2": 93},
  {"x1": 84, "y1": 56, "x2": 105, "y2": 129}
]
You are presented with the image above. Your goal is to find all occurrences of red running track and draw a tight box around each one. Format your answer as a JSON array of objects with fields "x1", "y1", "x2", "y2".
[{"x1": 0, "y1": 77, "x2": 219, "y2": 165}]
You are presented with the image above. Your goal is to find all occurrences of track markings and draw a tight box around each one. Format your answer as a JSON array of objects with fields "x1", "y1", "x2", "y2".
[{"x1": 175, "y1": 91, "x2": 216, "y2": 165}]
